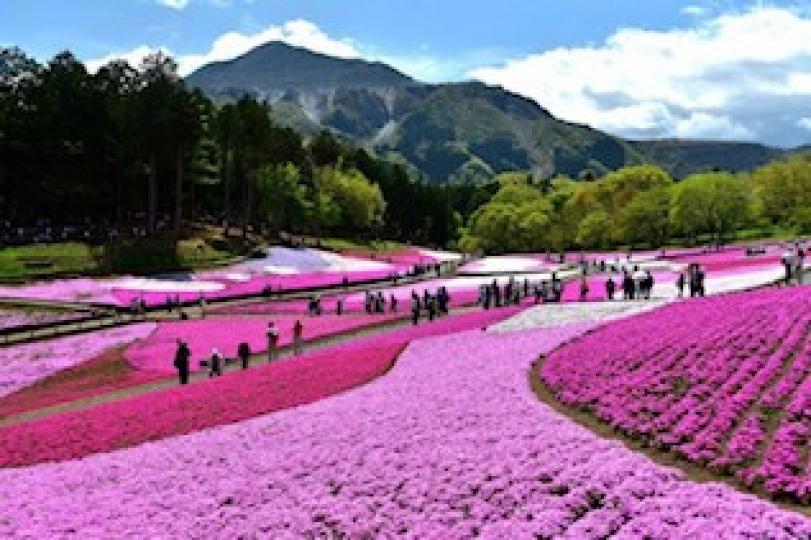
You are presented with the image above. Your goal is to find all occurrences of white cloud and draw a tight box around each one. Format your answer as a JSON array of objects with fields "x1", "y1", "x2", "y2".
[
  {"x1": 470, "y1": 6, "x2": 811, "y2": 147},
  {"x1": 157, "y1": 0, "x2": 190, "y2": 9},
  {"x1": 86, "y1": 19, "x2": 359, "y2": 77},
  {"x1": 681, "y1": 5, "x2": 708, "y2": 17},
  {"x1": 799, "y1": 118, "x2": 811, "y2": 132},
  {"x1": 85, "y1": 45, "x2": 168, "y2": 73}
]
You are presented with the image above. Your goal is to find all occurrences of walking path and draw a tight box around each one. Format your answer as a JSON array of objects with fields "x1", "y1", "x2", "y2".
[
  {"x1": 0, "y1": 270, "x2": 448, "y2": 346},
  {"x1": 0, "y1": 306, "x2": 475, "y2": 427}
]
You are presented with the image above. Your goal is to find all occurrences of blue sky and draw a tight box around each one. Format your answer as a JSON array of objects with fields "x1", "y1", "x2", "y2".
[
  {"x1": 3, "y1": 0, "x2": 719, "y2": 76},
  {"x1": 3, "y1": 1, "x2": 811, "y2": 147}
]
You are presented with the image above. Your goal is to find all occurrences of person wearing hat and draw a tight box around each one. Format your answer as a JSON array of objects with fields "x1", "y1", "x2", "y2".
[{"x1": 209, "y1": 348, "x2": 223, "y2": 377}]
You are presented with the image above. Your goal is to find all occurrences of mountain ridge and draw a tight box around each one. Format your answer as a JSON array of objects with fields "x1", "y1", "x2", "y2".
[{"x1": 186, "y1": 42, "x2": 789, "y2": 182}]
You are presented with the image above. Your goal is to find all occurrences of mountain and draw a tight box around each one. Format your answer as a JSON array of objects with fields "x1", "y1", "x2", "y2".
[
  {"x1": 186, "y1": 41, "x2": 415, "y2": 98},
  {"x1": 187, "y1": 42, "x2": 787, "y2": 183}
]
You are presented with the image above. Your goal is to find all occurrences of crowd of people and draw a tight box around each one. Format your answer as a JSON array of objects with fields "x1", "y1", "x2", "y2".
[
  {"x1": 172, "y1": 319, "x2": 304, "y2": 384},
  {"x1": 0, "y1": 215, "x2": 179, "y2": 247},
  {"x1": 479, "y1": 276, "x2": 565, "y2": 309},
  {"x1": 410, "y1": 287, "x2": 451, "y2": 324}
]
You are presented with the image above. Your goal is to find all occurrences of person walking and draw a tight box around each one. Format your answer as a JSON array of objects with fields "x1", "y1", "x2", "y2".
[
  {"x1": 696, "y1": 266, "x2": 706, "y2": 297},
  {"x1": 293, "y1": 319, "x2": 304, "y2": 356},
  {"x1": 643, "y1": 271, "x2": 654, "y2": 300},
  {"x1": 605, "y1": 277, "x2": 616, "y2": 301},
  {"x1": 208, "y1": 348, "x2": 223, "y2": 377},
  {"x1": 427, "y1": 295, "x2": 437, "y2": 322},
  {"x1": 579, "y1": 278, "x2": 589, "y2": 302},
  {"x1": 783, "y1": 248, "x2": 795, "y2": 286},
  {"x1": 390, "y1": 294, "x2": 398, "y2": 313},
  {"x1": 796, "y1": 245, "x2": 805, "y2": 285},
  {"x1": 676, "y1": 272, "x2": 685, "y2": 298},
  {"x1": 266, "y1": 321, "x2": 279, "y2": 363},
  {"x1": 173, "y1": 339, "x2": 191, "y2": 385},
  {"x1": 238, "y1": 341, "x2": 251, "y2": 370},
  {"x1": 411, "y1": 291, "x2": 421, "y2": 325}
]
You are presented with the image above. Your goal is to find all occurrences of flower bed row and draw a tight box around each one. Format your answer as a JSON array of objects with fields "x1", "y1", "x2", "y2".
[
  {"x1": 0, "y1": 347, "x2": 165, "y2": 420},
  {"x1": 542, "y1": 286, "x2": 811, "y2": 502},
  {"x1": 0, "y1": 307, "x2": 521, "y2": 468},
  {"x1": 0, "y1": 323, "x2": 155, "y2": 399},
  {"x1": 0, "y1": 308, "x2": 90, "y2": 331},
  {"x1": 0, "y1": 315, "x2": 808, "y2": 536},
  {"x1": 123, "y1": 313, "x2": 407, "y2": 374}
]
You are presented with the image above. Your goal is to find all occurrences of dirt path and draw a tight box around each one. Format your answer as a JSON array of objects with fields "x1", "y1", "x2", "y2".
[
  {"x1": 0, "y1": 270, "x2": 449, "y2": 346},
  {"x1": 0, "y1": 307, "x2": 478, "y2": 427}
]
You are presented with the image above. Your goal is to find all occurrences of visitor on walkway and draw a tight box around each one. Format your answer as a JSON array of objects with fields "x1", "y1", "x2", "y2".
[
  {"x1": 676, "y1": 272, "x2": 685, "y2": 298},
  {"x1": 696, "y1": 266, "x2": 706, "y2": 297},
  {"x1": 551, "y1": 276, "x2": 563, "y2": 303},
  {"x1": 411, "y1": 291, "x2": 421, "y2": 324},
  {"x1": 427, "y1": 295, "x2": 437, "y2": 322},
  {"x1": 238, "y1": 342, "x2": 251, "y2": 370},
  {"x1": 622, "y1": 271, "x2": 635, "y2": 300},
  {"x1": 796, "y1": 245, "x2": 805, "y2": 285},
  {"x1": 336, "y1": 297, "x2": 344, "y2": 315},
  {"x1": 173, "y1": 339, "x2": 190, "y2": 385},
  {"x1": 208, "y1": 348, "x2": 223, "y2": 377},
  {"x1": 390, "y1": 294, "x2": 398, "y2": 313},
  {"x1": 293, "y1": 320, "x2": 304, "y2": 356},
  {"x1": 605, "y1": 277, "x2": 616, "y2": 301},
  {"x1": 642, "y1": 271, "x2": 654, "y2": 300},
  {"x1": 782, "y1": 248, "x2": 795, "y2": 285},
  {"x1": 266, "y1": 321, "x2": 279, "y2": 363},
  {"x1": 199, "y1": 295, "x2": 207, "y2": 319},
  {"x1": 540, "y1": 280, "x2": 550, "y2": 303},
  {"x1": 579, "y1": 278, "x2": 589, "y2": 302}
]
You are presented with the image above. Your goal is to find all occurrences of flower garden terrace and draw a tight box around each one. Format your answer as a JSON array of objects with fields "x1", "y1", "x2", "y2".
[
  {"x1": 1, "y1": 301, "x2": 811, "y2": 536},
  {"x1": 541, "y1": 285, "x2": 811, "y2": 503}
]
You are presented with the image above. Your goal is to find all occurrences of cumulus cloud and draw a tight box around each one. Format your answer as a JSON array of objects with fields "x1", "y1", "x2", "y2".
[
  {"x1": 470, "y1": 6, "x2": 811, "y2": 147},
  {"x1": 86, "y1": 19, "x2": 359, "y2": 77},
  {"x1": 799, "y1": 118, "x2": 811, "y2": 132}
]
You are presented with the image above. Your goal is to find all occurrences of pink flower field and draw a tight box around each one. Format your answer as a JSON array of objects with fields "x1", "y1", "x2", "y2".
[
  {"x1": 0, "y1": 318, "x2": 808, "y2": 536},
  {"x1": 542, "y1": 286, "x2": 811, "y2": 502},
  {"x1": 0, "y1": 308, "x2": 90, "y2": 331},
  {"x1": 123, "y1": 313, "x2": 406, "y2": 373},
  {"x1": 0, "y1": 323, "x2": 155, "y2": 399},
  {"x1": 0, "y1": 308, "x2": 520, "y2": 468}
]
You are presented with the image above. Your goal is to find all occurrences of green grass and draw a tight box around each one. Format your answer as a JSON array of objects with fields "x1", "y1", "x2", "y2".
[
  {"x1": 0, "y1": 238, "x2": 245, "y2": 283},
  {"x1": 319, "y1": 237, "x2": 408, "y2": 253},
  {"x1": 0, "y1": 243, "x2": 103, "y2": 281}
]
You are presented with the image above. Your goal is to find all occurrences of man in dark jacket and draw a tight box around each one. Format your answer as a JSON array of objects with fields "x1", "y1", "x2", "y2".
[
  {"x1": 605, "y1": 277, "x2": 616, "y2": 301},
  {"x1": 174, "y1": 339, "x2": 191, "y2": 385},
  {"x1": 238, "y1": 342, "x2": 251, "y2": 370}
]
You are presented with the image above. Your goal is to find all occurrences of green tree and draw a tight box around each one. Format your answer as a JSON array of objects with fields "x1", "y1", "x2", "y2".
[
  {"x1": 576, "y1": 210, "x2": 612, "y2": 249},
  {"x1": 751, "y1": 155, "x2": 811, "y2": 225},
  {"x1": 670, "y1": 172, "x2": 751, "y2": 245},
  {"x1": 255, "y1": 163, "x2": 308, "y2": 234},
  {"x1": 619, "y1": 188, "x2": 671, "y2": 248}
]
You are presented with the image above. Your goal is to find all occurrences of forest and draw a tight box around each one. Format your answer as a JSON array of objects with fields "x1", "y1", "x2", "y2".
[{"x1": 1, "y1": 47, "x2": 810, "y2": 257}]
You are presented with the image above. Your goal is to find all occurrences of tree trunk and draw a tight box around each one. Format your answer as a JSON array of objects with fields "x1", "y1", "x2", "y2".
[
  {"x1": 242, "y1": 173, "x2": 252, "y2": 240},
  {"x1": 174, "y1": 144, "x2": 183, "y2": 241},
  {"x1": 147, "y1": 155, "x2": 158, "y2": 236}
]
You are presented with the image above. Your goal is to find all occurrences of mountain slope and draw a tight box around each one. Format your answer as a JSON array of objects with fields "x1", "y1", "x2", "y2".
[{"x1": 187, "y1": 42, "x2": 786, "y2": 183}]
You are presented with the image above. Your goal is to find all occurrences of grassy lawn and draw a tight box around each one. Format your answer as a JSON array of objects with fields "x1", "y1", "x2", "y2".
[
  {"x1": 320, "y1": 237, "x2": 408, "y2": 253},
  {"x1": 0, "y1": 243, "x2": 103, "y2": 281},
  {"x1": 0, "y1": 238, "x2": 246, "y2": 283}
]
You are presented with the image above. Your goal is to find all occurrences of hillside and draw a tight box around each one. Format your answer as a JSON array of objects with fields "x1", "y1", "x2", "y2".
[{"x1": 187, "y1": 42, "x2": 786, "y2": 182}]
